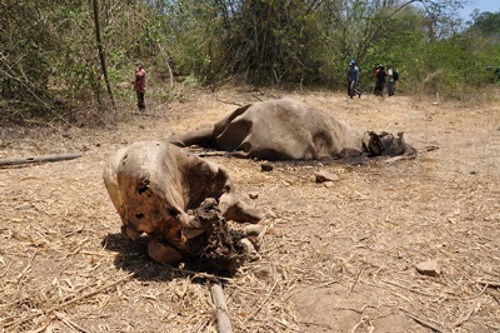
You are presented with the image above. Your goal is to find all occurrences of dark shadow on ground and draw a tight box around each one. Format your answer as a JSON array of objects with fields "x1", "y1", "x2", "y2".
[
  {"x1": 102, "y1": 233, "x2": 245, "y2": 282},
  {"x1": 272, "y1": 155, "x2": 371, "y2": 167}
]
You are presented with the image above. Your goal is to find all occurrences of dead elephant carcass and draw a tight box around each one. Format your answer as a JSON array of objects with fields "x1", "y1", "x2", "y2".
[
  {"x1": 103, "y1": 140, "x2": 262, "y2": 266},
  {"x1": 170, "y1": 98, "x2": 415, "y2": 160}
]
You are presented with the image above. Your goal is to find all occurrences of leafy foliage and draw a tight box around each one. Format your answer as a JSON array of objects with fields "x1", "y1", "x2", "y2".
[{"x1": 0, "y1": 0, "x2": 498, "y2": 123}]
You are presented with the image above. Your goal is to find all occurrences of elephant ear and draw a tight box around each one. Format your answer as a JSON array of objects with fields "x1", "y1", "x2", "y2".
[
  {"x1": 383, "y1": 131, "x2": 406, "y2": 156},
  {"x1": 397, "y1": 132, "x2": 405, "y2": 143},
  {"x1": 180, "y1": 154, "x2": 231, "y2": 210}
]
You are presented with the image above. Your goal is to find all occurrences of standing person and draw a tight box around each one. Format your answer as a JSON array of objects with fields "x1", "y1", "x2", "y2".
[
  {"x1": 374, "y1": 65, "x2": 386, "y2": 96},
  {"x1": 347, "y1": 60, "x2": 361, "y2": 99},
  {"x1": 387, "y1": 65, "x2": 398, "y2": 96},
  {"x1": 131, "y1": 62, "x2": 146, "y2": 112}
]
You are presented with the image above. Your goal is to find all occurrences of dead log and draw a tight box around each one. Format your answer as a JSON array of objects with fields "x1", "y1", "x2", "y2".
[
  {"x1": 0, "y1": 153, "x2": 82, "y2": 167},
  {"x1": 211, "y1": 284, "x2": 233, "y2": 333}
]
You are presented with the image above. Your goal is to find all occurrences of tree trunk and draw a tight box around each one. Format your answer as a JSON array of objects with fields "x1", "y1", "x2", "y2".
[
  {"x1": 158, "y1": 44, "x2": 175, "y2": 89},
  {"x1": 92, "y1": 0, "x2": 115, "y2": 108}
]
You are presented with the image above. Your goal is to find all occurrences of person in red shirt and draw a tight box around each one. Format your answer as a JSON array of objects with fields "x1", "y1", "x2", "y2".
[
  {"x1": 373, "y1": 64, "x2": 386, "y2": 96},
  {"x1": 131, "y1": 62, "x2": 146, "y2": 112}
]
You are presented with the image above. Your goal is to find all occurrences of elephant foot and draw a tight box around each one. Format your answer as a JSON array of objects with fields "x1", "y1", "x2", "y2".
[{"x1": 148, "y1": 239, "x2": 183, "y2": 264}]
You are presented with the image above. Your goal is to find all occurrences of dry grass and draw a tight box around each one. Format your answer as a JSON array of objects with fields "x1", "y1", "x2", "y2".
[{"x1": 0, "y1": 86, "x2": 499, "y2": 332}]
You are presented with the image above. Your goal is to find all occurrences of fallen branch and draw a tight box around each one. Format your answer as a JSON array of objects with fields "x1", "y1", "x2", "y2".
[
  {"x1": 477, "y1": 280, "x2": 500, "y2": 288},
  {"x1": 454, "y1": 302, "x2": 480, "y2": 328},
  {"x1": 3, "y1": 270, "x2": 139, "y2": 329},
  {"x1": 214, "y1": 96, "x2": 243, "y2": 107},
  {"x1": 211, "y1": 284, "x2": 233, "y2": 333},
  {"x1": 244, "y1": 281, "x2": 278, "y2": 324},
  {"x1": 347, "y1": 268, "x2": 363, "y2": 297},
  {"x1": 51, "y1": 270, "x2": 141, "y2": 311},
  {"x1": 54, "y1": 311, "x2": 90, "y2": 333},
  {"x1": 399, "y1": 308, "x2": 443, "y2": 332},
  {"x1": 384, "y1": 154, "x2": 416, "y2": 164},
  {"x1": 0, "y1": 153, "x2": 82, "y2": 167},
  {"x1": 168, "y1": 266, "x2": 233, "y2": 282},
  {"x1": 195, "y1": 151, "x2": 231, "y2": 157}
]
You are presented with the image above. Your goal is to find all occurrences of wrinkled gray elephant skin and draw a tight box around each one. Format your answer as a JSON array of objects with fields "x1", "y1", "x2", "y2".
[{"x1": 170, "y1": 98, "x2": 415, "y2": 160}]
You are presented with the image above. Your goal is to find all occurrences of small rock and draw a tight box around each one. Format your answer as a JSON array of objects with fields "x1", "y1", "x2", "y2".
[
  {"x1": 248, "y1": 192, "x2": 259, "y2": 199},
  {"x1": 261, "y1": 163, "x2": 273, "y2": 172},
  {"x1": 266, "y1": 210, "x2": 277, "y2": 219},
  {"x1": 121, "y1": 140, "x2": 128, "y2": 145},
  {"x1": 244, "y1": 224, "x2": 264, "y2": 237},
  {"x1": 324, "y1": 181, "x2": 335, "y2": 188},
  {"x1": 425, "y1": 145, "x2": 439, "y2": 152},
  {"x1": 15, "y1": 203, "x2": 32, "y2": 210},
  {"x1": 314, "y1": 170, "x2": 340, "y2": 183},
  {"x1": 469, "y1": 171, "x2": 478, "y2": 175},
  {"x1": 416, "y1": 261, "x2": 441, "y2": 276},
  {"x1": 240, "y1": 238, "x2": 257, "y2": 254}
]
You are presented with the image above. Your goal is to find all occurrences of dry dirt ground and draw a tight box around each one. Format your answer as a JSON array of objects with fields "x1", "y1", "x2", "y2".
[{"x1": 1, "y1": 87, "x2": 499, "y2": 333}]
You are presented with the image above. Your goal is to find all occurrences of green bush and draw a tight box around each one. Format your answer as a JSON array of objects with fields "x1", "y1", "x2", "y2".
[{"x1": 1, "y1": 1, "x2": 498, "y2": 124}]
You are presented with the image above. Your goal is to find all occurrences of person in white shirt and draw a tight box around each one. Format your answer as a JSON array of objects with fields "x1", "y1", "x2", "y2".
[{"x1": 387, "y1": 65, "x2": 396, "y2": 96}]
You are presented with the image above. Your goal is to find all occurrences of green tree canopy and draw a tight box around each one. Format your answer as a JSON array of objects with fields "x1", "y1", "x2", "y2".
[{"x1": 1, "y1": 0, "x2": 497, "y2": 123}]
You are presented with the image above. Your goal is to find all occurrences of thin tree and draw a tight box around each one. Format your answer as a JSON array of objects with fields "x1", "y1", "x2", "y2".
[{"x1": 92, "y1": 0, "x2": 115, "y2": 108}]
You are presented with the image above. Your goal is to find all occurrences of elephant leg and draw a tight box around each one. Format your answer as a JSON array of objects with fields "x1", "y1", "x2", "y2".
[{"x1": 219, "y1": 192, "x2": 262, "y2": 224}]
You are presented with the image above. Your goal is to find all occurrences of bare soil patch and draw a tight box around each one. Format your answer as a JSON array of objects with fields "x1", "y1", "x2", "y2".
[{"x1": 1, "y1": 87, "x2": 499, "y2": 332}]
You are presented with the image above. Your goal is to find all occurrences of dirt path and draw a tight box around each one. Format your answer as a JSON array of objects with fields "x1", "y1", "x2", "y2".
[{"x1": 1, "y1": 88, "x2": 499, "y2": 332}]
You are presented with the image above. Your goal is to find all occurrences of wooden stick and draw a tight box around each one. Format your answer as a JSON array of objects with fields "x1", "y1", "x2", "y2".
[
  {"x1": 244, "y1": 281, "x2": 278, "y2": 323},
  {"x1": 3, "y1": 270, "x2": 138, "y2": 329},
  {"x1": 214, "y1": 96, "x2": 243, "y2": 107},
  {"x1": 477, "y1": 280, "x2": 500, "y2": 288},
  {"x1": 55, "y1": 311, "x2": 90, "y2": 333},
  {"x1": 211, "y1": 284, "x2": 233, "y2": 333},
  {"x1": 0, "y1": 153, "x2": 82, "y2": 167},
  {"x1": 168, "y1": 266, "x2": 233, "y2": 282},
  {"x1": 347, "y1": 268, "x2": 363, "y2": 297},
  {"x1": 50, "y1": 271, "x2": 139, "y2": 312},
  {"x1": 195, "y1": 151, "x2": 230, "y2": 157},
  {"x1": 399, "y1": 308, "x2": 443, "y2": 332},
  {"x1": 454, "y1": 302, "x2": 480, "y2": 328}
]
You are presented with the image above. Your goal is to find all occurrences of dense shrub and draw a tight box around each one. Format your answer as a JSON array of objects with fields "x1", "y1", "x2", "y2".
[{"x1": 1, "y1": 0, "x2": 498, "y2": 123}]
